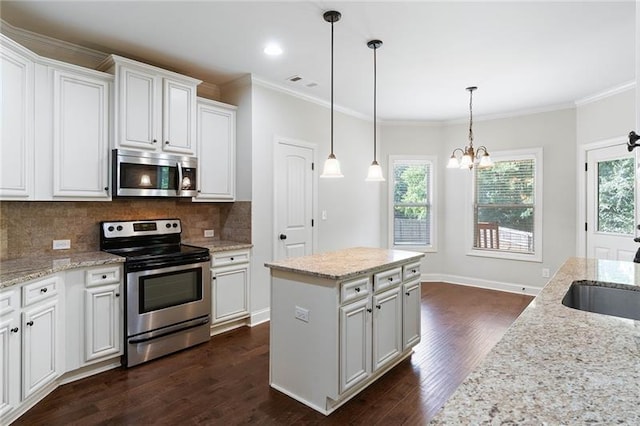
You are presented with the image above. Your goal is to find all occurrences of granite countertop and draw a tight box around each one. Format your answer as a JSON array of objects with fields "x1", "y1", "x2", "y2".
[
  {"x1": 431, "y1": 257, "x2": 640, "y2": 424},
  {"x1": 0, "y1": 251, "x2": 125, "y2": 289},
  {"x1": 183, "y1": 239, "x2": 253, "y2": 253},
  {"x1": 1, "y1": 240, "x2": 252, "y2": 289},
  {"x1": 264, "y1": 247, "x2": 425, "y2": 281}
]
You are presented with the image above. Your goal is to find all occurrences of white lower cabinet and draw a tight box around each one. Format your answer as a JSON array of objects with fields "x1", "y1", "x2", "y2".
[
  {"x1": 0, "y1": 289, "x2": 20, "y2": 417},
  {"x1": 210, "y1": 250, "x2": 251, "y2": 333},
  {"x1": 84, "y1": 282, "x2": 121, "y2": 362},
  {"x1": 0, "y1": 274, "x2": 63, "y2": 423},
  {"x1": 270, "y1": 257, "x2": 423, "y2": 415}
]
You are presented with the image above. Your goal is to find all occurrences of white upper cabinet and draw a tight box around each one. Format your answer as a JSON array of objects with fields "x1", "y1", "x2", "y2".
[
  {"x1": 0, "y1": 35, "x2": 35, "y2": 200},
  {"x1": 194, "y1": 98, "x2": 237, "y2": 202},
  {"x1": 101, "y1": 55, "x2": 201, "y2": 156},
  {"x1": 51, "y1": 67, "x2": 111, "y2": 199}
]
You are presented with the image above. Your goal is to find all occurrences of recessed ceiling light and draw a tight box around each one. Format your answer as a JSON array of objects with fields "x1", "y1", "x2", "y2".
[{"x1": 264, "y1": 43, "x2": 283, "y2": 56}]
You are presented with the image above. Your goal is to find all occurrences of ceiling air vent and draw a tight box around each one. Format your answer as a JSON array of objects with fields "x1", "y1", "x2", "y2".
[{"x1": 286, "y1": 75, "x2": 318, "y2": 88}]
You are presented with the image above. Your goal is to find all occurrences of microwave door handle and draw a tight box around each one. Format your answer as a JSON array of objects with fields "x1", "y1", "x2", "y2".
[{"x1": 176, "y1": 162, "x2": 183, "y2": 196}]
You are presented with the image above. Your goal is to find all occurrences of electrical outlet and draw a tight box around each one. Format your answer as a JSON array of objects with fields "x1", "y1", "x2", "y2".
[
  {"x1": 295, "y1": 306, "x2": 309, "y2": 322},
  {"x1": 52, "y1": 239, "x2": 71, "y2": 250},
  {"x1": 542, "y1": 268, "x2": 550, "y2": 278},
  {"x1": 321, "y1": 210, "x2": 327, "y2": 220},
  {"x1": 204, "y1": 230, "x2": 214, "y2": 238}
]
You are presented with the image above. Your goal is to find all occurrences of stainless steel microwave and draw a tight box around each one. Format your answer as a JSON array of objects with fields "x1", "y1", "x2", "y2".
[{"x1": 112, "y1": 149, "x2": 198, "y2": 197}]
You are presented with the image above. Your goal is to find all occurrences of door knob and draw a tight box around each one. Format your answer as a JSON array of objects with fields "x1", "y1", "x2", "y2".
[{"x1": 279, "y1": 234, "x2": 287, "y2": 240}]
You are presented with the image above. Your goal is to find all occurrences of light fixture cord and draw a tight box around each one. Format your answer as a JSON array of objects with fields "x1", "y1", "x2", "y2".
[
  {"x1": 330, "y1": 19, "x2": 335, "y2": 156},
  {"x1": 468, "y1": 88, "x2": 474, "y2": 147},
  {"x1": 373, "y1": 45, "x2": 377, "y2": 162}
]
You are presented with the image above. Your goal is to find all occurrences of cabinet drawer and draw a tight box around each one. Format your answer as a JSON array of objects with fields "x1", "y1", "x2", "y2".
[
  {"x1": 85, "y1": 266, "x2": 121, "y2": 287},
  {"x1": 340, "y1": 277, "x2": 370, "y2": 305},
  {"x1": 0, "y1": 288, "x2": 19, "y2": 317},
  {"x1": 211, "y1": 250, "x2": 250, "y2": 267},
  {"x1": 403, "y1": 262, "x2": 421, "y2": 281},
  {"x1": 22, "y1": 275, "x2": 59, "y2": 306},
  {"x1": 374, "y1": 267, "x2": 402, "y2": 293}
]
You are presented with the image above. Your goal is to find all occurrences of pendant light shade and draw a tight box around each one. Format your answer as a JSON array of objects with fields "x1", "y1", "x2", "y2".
[
  {"x1": 320, "y1": 10, "x2": 344, "y2": 178},
  {"x1": 365, "y1": 39, "x2": 385, "y2": 182}
]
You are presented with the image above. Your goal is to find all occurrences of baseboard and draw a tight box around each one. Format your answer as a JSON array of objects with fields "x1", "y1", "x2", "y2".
[
  {"x1": 250, "y1": 307, "x2": 270, "y2": 326},
  {"x1": 421, "y1": 273, "x2": 541, "y2": 296}
]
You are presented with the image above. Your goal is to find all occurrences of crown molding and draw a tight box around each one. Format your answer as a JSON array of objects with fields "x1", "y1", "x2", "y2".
[
  {"x1": 250, "y1": 75, "x2": 371, "y2": 122},
  {"x1": 574, "y1": 80, "x2": 635, "y2": 106},
  {"x1": 0, "y1": 19, "x2": 107, "y2": 68},
  {"x1": 443, "y1": 102, "x2": 576, "y2": 126}
]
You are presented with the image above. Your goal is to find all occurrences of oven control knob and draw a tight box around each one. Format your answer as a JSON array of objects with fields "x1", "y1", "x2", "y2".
[
  {"x1": 116, "y1": 225, "x2": 123, "y2": 231},
  {"x1": 108, "y1": 226, "x2": 114, "y2": 232},
  {"x1": 166, "y1": 223, "x2": 171, "y2": 228},
  {"x1": 172, "y1": 223, "x2": 178, "y2": 228}
]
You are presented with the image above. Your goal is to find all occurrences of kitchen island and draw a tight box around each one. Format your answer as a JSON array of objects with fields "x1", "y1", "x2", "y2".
[
  {"x1": 265, "y1": 247, "x2": 425, "y2": 415},
  {"x1": 431, "y1": 257, "x2": 640, "y2": 424}
]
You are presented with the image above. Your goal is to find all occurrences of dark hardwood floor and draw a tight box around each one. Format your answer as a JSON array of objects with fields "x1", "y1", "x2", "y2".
[{"x1": 14, "y1": 283, "x2": 532, "y2": 425}]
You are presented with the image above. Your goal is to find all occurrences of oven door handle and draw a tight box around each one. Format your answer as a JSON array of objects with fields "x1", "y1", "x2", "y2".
[{"x1": 128, "y1": 316, "x2": 210, "y2": 344}]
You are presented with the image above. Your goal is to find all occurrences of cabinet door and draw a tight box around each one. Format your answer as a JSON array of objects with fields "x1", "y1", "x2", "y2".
[
  {"x1": 339, "y1": 297, "x2": 371, "y2": 393},
  {"x1": 22, "y1": 299, "x2": 60, "y2": 399},
  {"x1": 162, "y1": 78, "x2": 196, "y2": 155},
  {"x1": 372, "y1": 287, "x2": 402, "y2": 372},
  {"x1": 194, "y1": 100, "x2": 236, "y2": 201},
  {"x1": 52, "y1": 69, "x2": 110, "y2": 199},
  {"x1": 211, "y1": 265, "x2": 249, "y2": 324},
  {"x1": 402, "y1": 280, "x2": 421, "y2": 350},
  {"x1": 117, "y1": 65, "x2": 160, "y2": 150},
  {"x1": 0, "y1": 315, "x2": 20, "y2": 416},
  {"x1": 0, "y1": 38, "x2": 34, "y2": 199},
  {"x1": 85, "y1": 284, "x2": 121, "y2": 362}
]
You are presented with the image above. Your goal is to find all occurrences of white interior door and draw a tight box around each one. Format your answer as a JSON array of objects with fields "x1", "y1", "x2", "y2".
[
  {"x1": 274, "y1": 139, "x2": 314, "y2": 260},
  {"x1": 586, "y1": 143, "x2": 637, "y2": 260}
]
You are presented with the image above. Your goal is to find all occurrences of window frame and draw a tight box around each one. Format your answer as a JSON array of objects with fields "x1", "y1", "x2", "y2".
[
  {"x1": 388, "y1": 155, "x2": 437, "y2": 252},
  {"x1": 467, "y1": 147, "x2": 543, "y2": 262}
]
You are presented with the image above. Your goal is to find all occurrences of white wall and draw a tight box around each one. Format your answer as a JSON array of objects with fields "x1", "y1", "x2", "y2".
[
  {"x1": 381, "y1": 109, "x2": 578, "y2": 292},
  {"x1": 576, "y1": 89, "x2": 636, "y2": 145},
  {"x1": 248, "y1": 80, "x2": 382, "y2": 318}
]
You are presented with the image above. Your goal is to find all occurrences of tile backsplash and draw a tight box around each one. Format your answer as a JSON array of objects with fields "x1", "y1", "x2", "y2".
[{"x1": 0, "y1": 200, "x2": 251, "y2": 260}]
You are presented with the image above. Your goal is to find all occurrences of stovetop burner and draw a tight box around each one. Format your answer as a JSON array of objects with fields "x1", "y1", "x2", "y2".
[{"x1": 100, "y1": 218, "x2": 210, "y2": 268}]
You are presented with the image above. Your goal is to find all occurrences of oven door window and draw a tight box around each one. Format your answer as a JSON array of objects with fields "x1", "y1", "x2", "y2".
[
  {"x1": 139, "y1": 268, "x2": 202, "y2": 313},
  {"x1": 120, "y1": 162, "x2": 177, "y2": 190}
]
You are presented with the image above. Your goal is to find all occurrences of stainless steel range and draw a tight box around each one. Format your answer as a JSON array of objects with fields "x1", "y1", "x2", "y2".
[{"x1": 100, "y1": 218, "x2": 211, "y2": 367}]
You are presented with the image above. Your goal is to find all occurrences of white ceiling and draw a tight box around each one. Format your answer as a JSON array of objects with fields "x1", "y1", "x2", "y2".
[{"x1": 1, "y1": 1, "x2": 636, "y2": 122}]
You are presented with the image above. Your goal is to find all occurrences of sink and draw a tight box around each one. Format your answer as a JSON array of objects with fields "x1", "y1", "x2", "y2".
[{"x1": 561, "y1": 280, "x2": 640, "y2": 321}]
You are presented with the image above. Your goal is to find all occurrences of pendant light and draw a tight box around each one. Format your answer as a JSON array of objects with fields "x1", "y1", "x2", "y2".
[
  {"x1": 447, "y1": 86, "x2": 493, "y2": 170},
  {"x1": 320, "y1": 10, "x2": 344, "y2": 178},
  {"x1": 365, "y1": 39, "x2": 385, "y2": 182}
]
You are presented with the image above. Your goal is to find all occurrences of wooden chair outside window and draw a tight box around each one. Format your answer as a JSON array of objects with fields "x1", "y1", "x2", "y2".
[{"x1": 476, "y1": 222, "x2": 499, "y2": 249}]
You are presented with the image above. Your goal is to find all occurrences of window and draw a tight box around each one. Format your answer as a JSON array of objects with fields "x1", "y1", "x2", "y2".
[
  {"x1": 470, "y1": 148, "x2": 542, "y2": 262},
  {"x1": 388, "y1": 156, "x2": 436, "y2": 251}
]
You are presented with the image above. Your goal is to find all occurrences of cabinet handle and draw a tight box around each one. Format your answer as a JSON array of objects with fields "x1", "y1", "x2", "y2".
[
  {"x1": 212, "y1": 277, "x2": 216, "y2": 280},
  {"x1": 165, "y1": 141, "x2": 170, "y2": 145},
  {"x1": 102, "y1": 275, "x2": 107, "y2": 279},
  {"x1": 388, "y1": 277, "x2": 393, "y2": 282},
  {"x1": 104, "y1": 187, "x2": 109, "y2": 191},
  {"x1": 152, "y1": 139, "x2": 157, "y2": 144},
  {"x1": 412, "y1": 269, "x2": 417, "y2": 273},
  {"x1": 366, "y1": 308, "x2": 372, "y2": 313},
  {"x1": 40, "y1": 287, "x2": 48, "y2": 293},
  {"x1": 376, "y1": 304, "x2": 381, "y2": 309},
  {"x1": 26, "y1": 321, "x2": 34, "y2": 326},
  {"x1": 355, "y1": 287, "x2": 360, "y2": 293},
  {"x1": 230, "y1": 257, "x2": 234, "y2": 261},
  {"x1": 10, "y1": 327, "x2": 18, "y2": 333},
  {"x1": 115, "y1": 293, "x2": 120, "y2": 297},
  {"x1": 405, "y1": 292, "x2": 410, "y2": 296}
]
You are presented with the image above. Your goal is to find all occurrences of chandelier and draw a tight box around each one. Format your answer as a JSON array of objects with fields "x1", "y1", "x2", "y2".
[{"x1": 447, "y1": 86, "x2": 493, "y2": 170}]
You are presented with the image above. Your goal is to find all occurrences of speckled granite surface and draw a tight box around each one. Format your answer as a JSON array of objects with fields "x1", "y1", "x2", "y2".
[
  {"x1": 183, "y1": 240, "x2": 253, "y2": 253},
  {"x1": 430, "y1": 257, "x2": 640, "y2": 424},
  {"x1": 0, "y1": 251, "x2": 124, "y2": 289},
  {"x1": 264, "y1": 247, "x2": 424, "y2": 280},
  {"x1": 1, "y1": 240, "x2": 252, "y2": 289}
]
